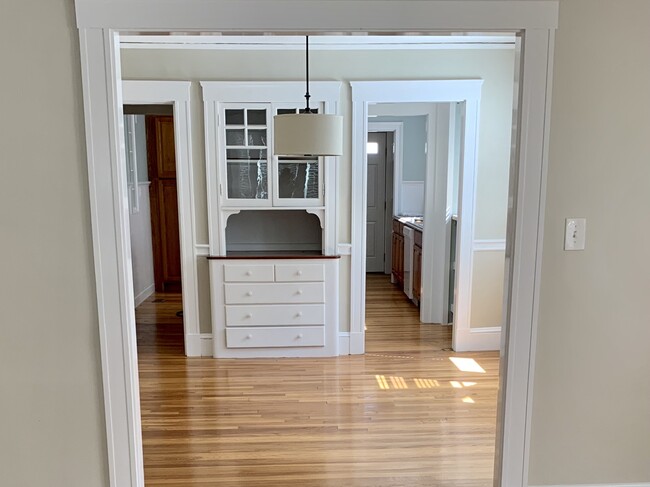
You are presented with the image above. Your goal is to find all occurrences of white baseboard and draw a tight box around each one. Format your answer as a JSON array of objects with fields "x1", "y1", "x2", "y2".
[
  {"x1": 185, "y1": 333, "x2": 213, "y2": 357},
  {"x1": 338, "y1": 332, "x2": 350, "y2": 355},
  {"x1": 349, "y1": 332, "x2": 365, "y2": 355},
  {"x1": 530, "y1": 484, "x2": 650, "y2": 487},
  {"x1": 133, "y1": 283, "x2": 154, "y2": 308},
  {"x1": 453, "y1": 326, "x2": 501, "y2": 352}
]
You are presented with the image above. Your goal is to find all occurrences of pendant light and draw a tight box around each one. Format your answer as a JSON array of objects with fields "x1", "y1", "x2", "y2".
[{"x1": 273, "y1": 36, "x2": 343, "y2": 157}]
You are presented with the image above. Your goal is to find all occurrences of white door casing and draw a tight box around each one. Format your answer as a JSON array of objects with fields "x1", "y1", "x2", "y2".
[{"x1": 74, "y1": 2, "x2": 558, "y2": 487}]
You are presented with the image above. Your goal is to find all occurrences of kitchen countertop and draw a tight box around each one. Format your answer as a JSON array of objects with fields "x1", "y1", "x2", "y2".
[{"x1": 397, "y1": 216, "x2": 424, "y2": 231}]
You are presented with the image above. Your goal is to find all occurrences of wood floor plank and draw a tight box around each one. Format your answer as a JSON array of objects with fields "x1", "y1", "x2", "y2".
[{"x1": 136, "y1": 274, "x2": 499, "y2": 486}]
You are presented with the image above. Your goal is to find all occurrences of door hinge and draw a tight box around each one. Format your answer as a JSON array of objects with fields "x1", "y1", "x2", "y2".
[{"x1": 219, "y1": 184, "x2": 223, "y2": 196}]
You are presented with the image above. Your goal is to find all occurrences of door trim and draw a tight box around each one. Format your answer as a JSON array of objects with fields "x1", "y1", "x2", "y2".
[
  {"x1": 122, "y1": 81, "x2": 202, "y2": 357},
  {"x1": 75, "y1": 2, "x2": 558, "y2": 487}
]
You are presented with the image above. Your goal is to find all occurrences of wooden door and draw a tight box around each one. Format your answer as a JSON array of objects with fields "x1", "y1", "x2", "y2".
[
  {"x1": 366, "y1": 132, "x2": 388, "y2": 272},
  {"x1": 146, "y1": 115, "x2": 182, "y2": 293}
]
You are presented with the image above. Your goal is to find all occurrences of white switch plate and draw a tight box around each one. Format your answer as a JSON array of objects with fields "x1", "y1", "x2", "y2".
[{"x1": 564, "y1": 218, "x2": 587, "y2": 251}]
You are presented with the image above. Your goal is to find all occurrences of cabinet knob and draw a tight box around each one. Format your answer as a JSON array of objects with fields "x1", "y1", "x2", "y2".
[
  {"x1": 296, "y1": 289, "x2": 303, "y2": 295},
  {"x1": 295, "y1": 312, "x2": 303, "y2": 318},
  {"x1": 296, "y1": 270, "x2": 303, "y2": 276},
  {"x1": 245, "y1": 313, "x2": 252, "y2": 319},
  {"x1": 245, "y1": 270, "x2": 252, "y2": 276},
  {"x1": 297, "y1": 333, "x2": 303, "y2": 339},
  {"x1": 246, "y1": 291, "x2": 253, "y2": 297},
  {"x1": 246, "y1": 334, "x2": 252, "y2": 339}
]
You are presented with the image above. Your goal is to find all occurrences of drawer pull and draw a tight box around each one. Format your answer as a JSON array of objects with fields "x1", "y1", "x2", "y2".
[
  {"x1": 297, "y1": 333, "x2": 303, "y2": 339},
  {"x1": 246, "y1": 291, "x2": 253, "y2": 297},
  {"x1": 246, "y1": 334, "x2": 253, "y2": 339},
  {"x1": 245, "y1": 270, "x2": 252, "y2": 276},
  {"x1": 296, "y1": 289, "x2": 303, "y2": 295},
  {"x1": 296, "y1": 270, "x2": 303, "y2": 276},
  {"x1": 295, "y1": 312, "x2": 303, "y2": 318},
  {"x1": 245, "y1": 313, "x2": 252, "y2": 319}
]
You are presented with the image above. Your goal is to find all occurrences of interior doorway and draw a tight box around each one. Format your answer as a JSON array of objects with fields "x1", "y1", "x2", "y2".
[
  {"x1": 123, "y1": 106, "x2": 185, "y2": 352},
  {"x1": 365, "y1": 131, "x2": 395, "y2": 274}
]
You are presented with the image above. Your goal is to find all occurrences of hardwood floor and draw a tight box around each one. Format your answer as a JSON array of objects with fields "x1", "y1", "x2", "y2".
[{"x1": 136, "y1": 274, "x2": 500, "y2": 486}]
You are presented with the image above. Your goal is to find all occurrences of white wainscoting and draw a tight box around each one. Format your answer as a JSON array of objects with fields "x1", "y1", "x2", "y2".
[{"x1": 453, "y1": 238, "x2": 506, "y2": 352}]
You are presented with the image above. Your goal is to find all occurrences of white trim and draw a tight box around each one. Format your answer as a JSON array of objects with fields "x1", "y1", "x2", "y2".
[
  {"x1": 75, "y1": 1, "x2": 559, "y2": 30},
  {"x1": 120, "y1": 34, "x2": 517, "y2": 51},
  {"x1": 195, "y1": 244, "x2": 210, "y2": 255},
  {"x1": 133, "y1": 283, "x2": 154, "y2": 308},
  {"x1": 74, "y1": 2, "x2": 558, "y2": 486},
  {"x1": 529, "y1": 485, "x2": 650, "y2": 487},
  {"x1": 453, "y1": 326, "x2": 501, "y2": 352},
  {"x1": 338, "y1": 332, "x2": 350, "y2": 355},
  {"x1": 78, "y1": 27, "x2": 144, "y2": 487},
  {"x1": 186, "y1": 333, "x2": 214, "y2": 357},
  {"x1": 122, "y1": 80, "x2": 201, "y2": 358},
  {"x1": 349, "y1": 332, "x2": 365, "y2": 355},
  {"x1": 474, "y1": 239, "x2": 507, "y2": 251},
  {"x1": 336, "y1": 243, "x2": 352, "y2": 256}
]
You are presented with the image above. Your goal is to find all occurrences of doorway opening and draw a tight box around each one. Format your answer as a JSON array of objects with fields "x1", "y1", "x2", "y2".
[
  {"x1": 123, "y1": 105, "x2": 186, "y2": 356},
  {"x1": 77, "y1": 4, "x2": 559, "y2": 481}
]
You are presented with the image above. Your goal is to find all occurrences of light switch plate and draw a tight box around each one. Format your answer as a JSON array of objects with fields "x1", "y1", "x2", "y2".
[{"x1": 564, "y1": 218, "x2": 587, "y2": 251}]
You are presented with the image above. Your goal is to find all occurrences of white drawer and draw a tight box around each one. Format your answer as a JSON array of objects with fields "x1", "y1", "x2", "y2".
[
  {"x1": 224, "y1": 264, "x2": 274, "y2": 282},
  {"x1": 225, "y1": 304, "x2": 325, "y2": 326},
  {"x1": 226, "y1": 326, "x2": 325, "y2": 348},
  {"x1": 275, "y1": 263, "x2": 324, "y2": 282},
  {"x1": 224, "y1": 282, "x2": 324, "y2": 304}
]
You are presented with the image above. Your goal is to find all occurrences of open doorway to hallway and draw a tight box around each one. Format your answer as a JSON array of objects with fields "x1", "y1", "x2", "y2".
[{"x1": 123, "y1": 105, "x2": 186, "y2": 356}]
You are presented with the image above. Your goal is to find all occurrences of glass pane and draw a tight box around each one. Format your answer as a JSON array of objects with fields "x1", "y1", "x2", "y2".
[
  {"x1": 247, "y1": 109, "x2": 266, "y2": 126},
  {"x1": 248, "y1": 129, "x2": 267, "y2": 146},
  {"x1": 278, "y1": 161, "x2": 319, "y2": 199},
  {"x1": 367, "y1": 142, "x2": 379, "y2": 154},
  {"x1": 225, "y1": 109, "x2": 244, "y2": 125},
  {"x1": 227, "y1": 162, "x2": 268, "y2": 199},
  {"x1": 277, "y1": 108, "x2": 296, "y2": 115},
  {"x1": 226, "y1": 148, "x2": 267, "y2": 160},
  {"x1": 226, "y1": 129, "x2": 245, "y2": 146}
]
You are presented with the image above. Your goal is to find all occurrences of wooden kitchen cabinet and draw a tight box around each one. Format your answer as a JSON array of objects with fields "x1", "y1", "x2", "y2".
[
  {"x1": 412, "y1": 228, "x2": 422, "y2": 305},
  {"x1": 391, "y1": 219, "x2": 404, "y2": 288}
]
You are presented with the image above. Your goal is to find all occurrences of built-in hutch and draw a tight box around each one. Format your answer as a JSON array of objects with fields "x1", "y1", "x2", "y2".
[{"x1": 202, "y1": 82, "x2": 342, "y2": 358}]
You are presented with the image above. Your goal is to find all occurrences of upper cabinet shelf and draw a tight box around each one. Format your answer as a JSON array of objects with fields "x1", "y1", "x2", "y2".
[{"x1": 201, "y1": 81, "x2": 342, "y2": 256}]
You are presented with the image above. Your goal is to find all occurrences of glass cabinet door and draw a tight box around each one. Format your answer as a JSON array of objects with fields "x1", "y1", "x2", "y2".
[
  {"x1": 273, "y1": 106, "x2": 323, "y2": 206},
  {"x1": 222, "y1": 105, "x2": 270, "y2": 205}
]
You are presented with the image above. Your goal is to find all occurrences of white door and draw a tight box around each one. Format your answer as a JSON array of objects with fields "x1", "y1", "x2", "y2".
[{"x1": 366, "y1": 132, "x2": 387, "y2": 272}]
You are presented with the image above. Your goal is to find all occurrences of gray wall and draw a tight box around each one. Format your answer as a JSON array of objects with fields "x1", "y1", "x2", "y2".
[
  {"x1": 373, "y1": 115, "x2": 427, "y2": 181},
  {"x1": 0, "y1": 0, "x2": 108, "y2": 486}
]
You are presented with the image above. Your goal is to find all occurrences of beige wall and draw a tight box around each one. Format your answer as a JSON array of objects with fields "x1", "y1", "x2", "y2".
[
  {"x1": 121, "y1": 47, "x2": 515, "y2": 331},
  {"x1": 0, "y1": 1, "x2": 108, "y2": 486},
  {"x1": 529, "y1": 0, "x2": 650, "y2": 484}
]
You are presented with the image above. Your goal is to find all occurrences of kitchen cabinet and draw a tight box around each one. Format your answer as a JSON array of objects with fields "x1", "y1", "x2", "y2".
[
  {"x1": 412, "y1": 228, "x2": 422, "y2": 305},
  {"x1": 391, "y1": 219, "x2": 404, "y2": 288}
]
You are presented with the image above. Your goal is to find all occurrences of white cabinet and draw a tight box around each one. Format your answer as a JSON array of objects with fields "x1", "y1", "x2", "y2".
[
  {"x1": 209, "y1": 257, "x2": 340, "y2": 358},
  {"x1": 202, "y1": 81, "x2": 341, "y2": 256}
]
